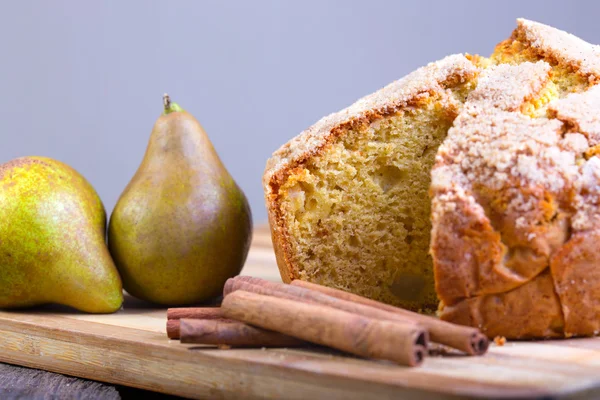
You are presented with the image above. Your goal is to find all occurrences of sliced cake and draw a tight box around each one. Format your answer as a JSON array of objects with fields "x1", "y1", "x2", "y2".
[{"x1": 264, "y1": 18, "x2": 600, "y2": 330}]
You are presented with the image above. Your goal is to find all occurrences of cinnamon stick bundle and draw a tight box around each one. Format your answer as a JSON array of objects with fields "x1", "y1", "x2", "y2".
[
  {"x1": 221, "y1": 290, "x2": 427, "y2": 366},
  {"x1": 179, "y1": 319, "x2": 305, "y2": 348},
  {"x1": 224, "y1": 276, "x2": 488, "y2": 356},
  {"x1": 290, "y1": 280, "x2": 488, "y2": 355}
]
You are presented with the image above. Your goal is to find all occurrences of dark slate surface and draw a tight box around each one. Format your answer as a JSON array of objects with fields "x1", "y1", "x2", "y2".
[{"x1": 0, "y1": 363, "x2": 185, "y2": 400}]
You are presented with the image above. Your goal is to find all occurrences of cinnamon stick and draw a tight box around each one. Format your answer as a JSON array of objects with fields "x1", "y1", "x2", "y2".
[
  {"x1": 167, "y1": 307, "x2": 224, "y2": 320},
  {"x1": 224, "y1": 276, "x2": 488, "y2": 355},
  {"x1": 167, "y1": 319, "x2": 181, "y2": 339},
  {"x1": 179, "y1": 319, "x2": 305, "y2": 348},
  {"x1": 290, "y1": 279, "x2": 488, "y2": 355},
  {"x1": 166, "y1": 307, "x2": 233, "y2": 339},
  {"x1": 221, "y1": 290, "x2": 426, "y2": 366}
]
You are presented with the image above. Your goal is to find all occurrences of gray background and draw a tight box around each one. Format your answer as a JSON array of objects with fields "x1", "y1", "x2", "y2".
[{"x1": 1, "y1": 0, "x2": 598, "y2": 223}]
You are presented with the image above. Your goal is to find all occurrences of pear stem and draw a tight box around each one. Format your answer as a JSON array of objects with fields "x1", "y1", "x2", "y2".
[
  {"x1": 162, "y1": 93, "x2": 184, "y2": 114},
  {"x1": 163, "y1": 93, "x2": 171, "y2": 112}
]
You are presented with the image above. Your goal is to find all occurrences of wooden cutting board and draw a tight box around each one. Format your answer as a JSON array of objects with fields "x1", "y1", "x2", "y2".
[{"x1": 0, "y1": 224, "x2": 599, "y2": 400}]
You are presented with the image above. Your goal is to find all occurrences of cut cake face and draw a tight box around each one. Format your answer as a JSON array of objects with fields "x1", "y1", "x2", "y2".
[{"x1": 264, "y1": 55, "x2": 480, "y2": 312}]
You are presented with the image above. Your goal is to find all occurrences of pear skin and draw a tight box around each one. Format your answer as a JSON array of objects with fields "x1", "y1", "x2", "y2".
[
  {"x1": 0, "y1": 156, "x2": 123, "y2": 313},
  {"x1": 108, "y1": 95, "x2": 252, "y2": 305}
]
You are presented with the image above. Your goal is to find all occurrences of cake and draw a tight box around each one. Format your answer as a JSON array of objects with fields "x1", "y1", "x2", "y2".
[
  {"x1": 431, "y1": 20, "x2": 600, "y2": 338},
  {"x1": 263, "y1": 18, "x2": 600, "y2": 332}
]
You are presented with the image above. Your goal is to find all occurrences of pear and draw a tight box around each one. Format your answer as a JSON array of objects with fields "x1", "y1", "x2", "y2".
[
  {"x1": 108, "y1": 95, "x2": 252, "y2": 305},
  {"x1": 0, "y1": 156, "x2": 123, "y2": 313}
]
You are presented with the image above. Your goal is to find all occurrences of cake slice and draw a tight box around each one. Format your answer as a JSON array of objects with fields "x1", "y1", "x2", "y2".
[
  {"x1": 263, "y1": 55, "x2": 480, "y2": 312},
  {"x1": 431, "y1": 19, "x2": 600, "y2": 338}
]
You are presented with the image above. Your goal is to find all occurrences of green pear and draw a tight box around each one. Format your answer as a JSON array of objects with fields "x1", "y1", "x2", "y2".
[
  {"x1": 108, "y1": 95, "x2": 252, "y2": 305},
  {"x1": 0, "y1": 156, "x2": 123, "y2": 313}
]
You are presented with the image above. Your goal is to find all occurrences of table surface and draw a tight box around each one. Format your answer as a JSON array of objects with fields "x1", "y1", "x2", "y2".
[{"x1": 2, "y1": 224, "x2": 600, "y2": 400}]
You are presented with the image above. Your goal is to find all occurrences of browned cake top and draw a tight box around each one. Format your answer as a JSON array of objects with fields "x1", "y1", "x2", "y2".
[{"x1": 263, "y1": 54, "x2": 479, "y2": 194}]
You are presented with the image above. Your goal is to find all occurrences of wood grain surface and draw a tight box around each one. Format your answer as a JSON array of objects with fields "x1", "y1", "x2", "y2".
[{"x1": 0, "y1": 224, "x2": 599, "y2": 399}]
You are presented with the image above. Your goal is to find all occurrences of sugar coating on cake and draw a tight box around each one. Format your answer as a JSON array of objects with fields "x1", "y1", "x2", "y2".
[
  {"x1": 466, "y1": 61, "x2": 552, "y2": 112},
  {"x1": 549, "y1": 85, "x2": 600, "y2": 145},
  {"x1": 515, "y1": 18, "x2": 600, "y2": 80}
]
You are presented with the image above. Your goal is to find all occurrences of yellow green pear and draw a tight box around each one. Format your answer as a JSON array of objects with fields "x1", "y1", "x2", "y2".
[
  {"x1": 108, "y1": 95, "x2": 252, "y2": 305},
  {"x1": 0, "y1": 156, "x2": 123, "y2": 313}
]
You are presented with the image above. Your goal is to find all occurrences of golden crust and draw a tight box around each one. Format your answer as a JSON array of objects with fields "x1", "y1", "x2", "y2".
[
  {"x1": 264, "y1": 54, "x2": 479, "y2": 283},
  {"x1": 432, "y1": 20, "x2": 600, "y2": 339},
  {"x1": 440, "y1": 270, "x2": 565, "y2": 339}
]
